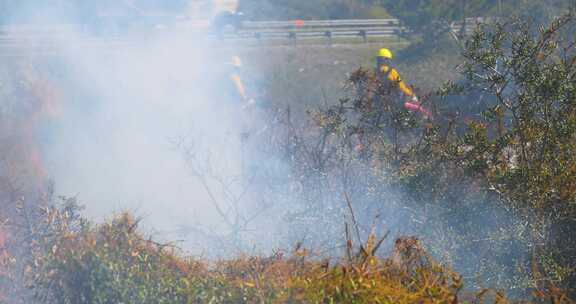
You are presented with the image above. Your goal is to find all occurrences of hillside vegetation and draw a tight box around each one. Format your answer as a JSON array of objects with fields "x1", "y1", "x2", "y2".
[{"x1": 0, "y1": 1, "x2": 575, "y2": 303}]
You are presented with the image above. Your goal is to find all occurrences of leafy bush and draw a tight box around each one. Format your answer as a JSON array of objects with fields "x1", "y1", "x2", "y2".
[
  {"x1": 260, "y1": 12, "x2": 576, "y2": 298},
  {"x1": 447, "y1": 14, "x2": 576, "y2": 291}
]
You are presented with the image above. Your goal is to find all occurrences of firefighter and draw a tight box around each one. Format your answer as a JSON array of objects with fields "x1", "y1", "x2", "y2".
[
  {"x1": 229, "y1": 55, "x2": 255, "y2": 108},
  {"x1": 375, "y1": 48, "x2": 430, "y2": 117},
  {"x1": 355, "y1": 48, "x2": 430, "y2": 153},
  {"x1": 376, "y1": 48, "x2": 414, "y2": 102}
]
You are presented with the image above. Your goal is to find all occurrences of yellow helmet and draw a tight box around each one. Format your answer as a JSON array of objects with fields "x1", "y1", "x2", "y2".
[
  {"x1": 231, "y1": 56, "x2": 243, "y2": 68},
  {"x1": 377, "y1": 48, "x2": 393, "y2": 59}
]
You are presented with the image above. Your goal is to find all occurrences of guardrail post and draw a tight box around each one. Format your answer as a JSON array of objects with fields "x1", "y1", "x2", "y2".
[
  {"x1": 358, "y1": 30, "x2": 367, "y2": 43},
  {"x1": 324, "y1": 31, "x2": 332, "y2": 46}
]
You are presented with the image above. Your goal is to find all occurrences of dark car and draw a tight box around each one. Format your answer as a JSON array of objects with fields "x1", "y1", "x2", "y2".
[{"x1": 211, "y1": 11, "x2": 244, "y2": 35}]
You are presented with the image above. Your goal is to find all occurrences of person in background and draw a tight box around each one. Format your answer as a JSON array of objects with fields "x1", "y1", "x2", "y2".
[
  {"x1": 375, "y1": 48, "x2": 431, "y2": 117},
  {"x1": 355, "y1": 48, "x2": 431, "y2": 153},
  {"x1": 229, "y1": 55, "x2": 255, "y2": 108}
]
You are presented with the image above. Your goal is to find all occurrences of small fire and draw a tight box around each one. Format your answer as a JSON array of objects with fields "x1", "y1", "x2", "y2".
[{"x1": 16, "y1": 63, "x2": 64, "y2": 184}]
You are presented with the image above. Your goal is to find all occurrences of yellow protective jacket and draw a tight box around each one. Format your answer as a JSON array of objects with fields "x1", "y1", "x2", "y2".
[
  {"x1": 378, "y1": 65, "x2": 414, "y2": 97},
  {"x1": 230, "y1": 72, "x2": 248, "y2": 101}
]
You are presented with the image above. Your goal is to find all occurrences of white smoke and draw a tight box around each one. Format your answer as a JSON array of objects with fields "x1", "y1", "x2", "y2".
[{"x1": 19, "y1": 5, "x2": 262, "y2": 255}]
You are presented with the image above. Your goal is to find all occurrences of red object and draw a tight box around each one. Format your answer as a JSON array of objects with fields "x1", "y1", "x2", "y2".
[
  {"x1": 294, "y1": 19, "x2": 305, "y2": 27},
  {"x1": 404, "y1": 101, "x2": 432, "y2": 118}
]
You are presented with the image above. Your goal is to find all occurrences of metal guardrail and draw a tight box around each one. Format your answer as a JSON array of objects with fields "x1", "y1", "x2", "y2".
[
  {"x1": 223, "y1": 18, "x2": 485, "y2": 43},
  {"x1": 242, "y1": 19, "x2": 402, "y2": 29},
  {"x1": 0, "y1": 17, "x2": 487, "y2": 54}
]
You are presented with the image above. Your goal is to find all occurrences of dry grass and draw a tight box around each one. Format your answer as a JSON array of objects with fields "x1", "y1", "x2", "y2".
[
  {"x1": 27, "y1": 211, "x2": 574, "y2": 303},
  {"x1": 31, "y1": 212, "x2": 467, "y2": 303}
]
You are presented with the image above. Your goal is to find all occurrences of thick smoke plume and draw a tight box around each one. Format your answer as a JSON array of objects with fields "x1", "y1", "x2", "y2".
[{"x1": 0, "y1": 1, "x2": 270, "y2": 256}]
